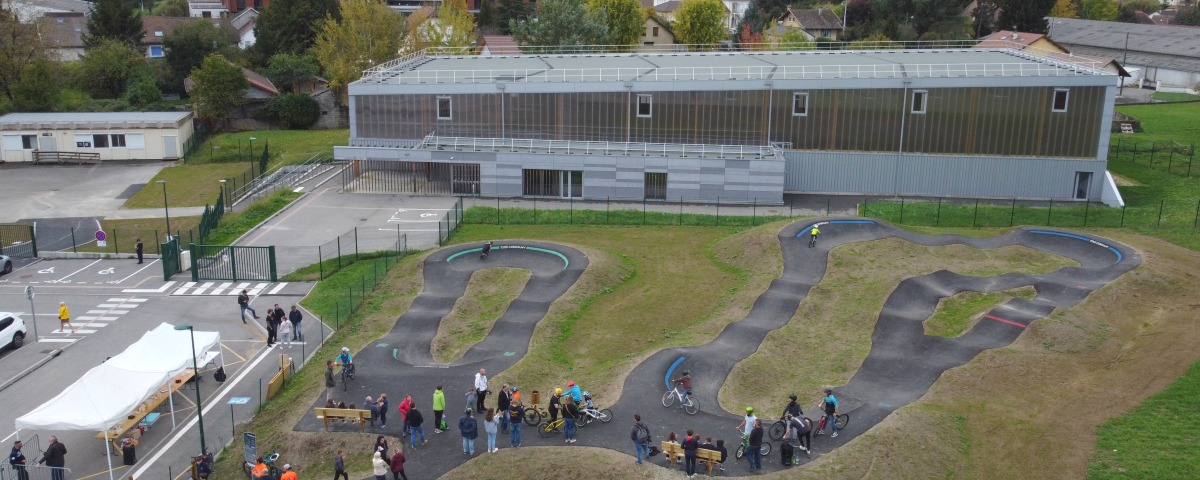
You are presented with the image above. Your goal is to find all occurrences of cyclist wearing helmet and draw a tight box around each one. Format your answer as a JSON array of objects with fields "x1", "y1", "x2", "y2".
[
  {"x1": 562, "y1": 381, "x2": 583, "y2": 404},
  {"x1": 818, "y1": 389, "x2": 839, "y2": 438},
  {"x1": 549, "y1": 388, "x2": 562, "y2": 423},
  {"x1": 736, "y1": 407, "x2": 757, "y2": 435},
  {"x1": 582, "y1": 391, "x2": 594, "y2": 410},
  {"x1": 782, "y1": 394, "x2": 803, "y2": 419},
  {"x1": 336, "y1": 348, "x2": 354, "y2": 376},
  {"x1": 670, "y1": 370, "x2": 692, "y2": 408}
]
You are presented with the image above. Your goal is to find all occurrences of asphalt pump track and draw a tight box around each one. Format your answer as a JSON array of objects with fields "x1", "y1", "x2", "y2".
[{"x1": 293, "y1": 221, "x2": 1139, "y2": 478}]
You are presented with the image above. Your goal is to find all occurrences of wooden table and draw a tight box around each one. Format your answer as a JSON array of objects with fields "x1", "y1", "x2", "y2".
[{"x1": 96, "y1": 370, "x2": 195, "y2": 450}]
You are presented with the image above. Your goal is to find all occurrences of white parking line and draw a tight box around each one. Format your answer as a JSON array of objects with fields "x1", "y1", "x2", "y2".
[
  {"x1": 52, "y1": 329, "x2": 96, "y2": 334},
  {"x1": 36, "y1": 338, "x2": 75, "y2": 343},
  {"x1": 113, "y1": 259, "x2": 160, "y2": 284},
  {"x1": 122, "y1": 281, "x2": 177, "y2": 294},
  {"x1": 49, "y1": 259, "x2": 103, "y2": 283},
  {"x1": 267, "y1": 283, "x2": 288, "y2": 295}
]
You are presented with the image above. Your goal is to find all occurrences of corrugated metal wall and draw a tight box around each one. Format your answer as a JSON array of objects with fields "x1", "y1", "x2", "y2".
[{"x1": 784, "y1": 151, "x2": 1106, "y2": 199}]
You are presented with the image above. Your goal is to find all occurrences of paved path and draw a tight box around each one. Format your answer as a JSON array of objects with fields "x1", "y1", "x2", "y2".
[{"x1": 291, "y1": 219, "x2": 1139, "y2": 479}]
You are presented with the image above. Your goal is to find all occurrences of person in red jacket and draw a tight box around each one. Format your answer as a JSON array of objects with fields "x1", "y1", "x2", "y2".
[
  {"x1": 388, "y1": 451, "x2": 407, "y2": 480},
  {"x1": 397, "y1": 395, "x2": 413, "y2": 435},
  {"x1": 671, "y1": 370, "x2": 693, "y2": 408}
]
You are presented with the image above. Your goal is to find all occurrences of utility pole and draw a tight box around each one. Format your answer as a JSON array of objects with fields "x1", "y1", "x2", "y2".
[{"x1": 1120, "y1": 32, "x2": 1130, "y2": 96}]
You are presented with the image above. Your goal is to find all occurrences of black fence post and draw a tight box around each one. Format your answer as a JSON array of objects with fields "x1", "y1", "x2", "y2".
[
  {"x1": 752, "y1": 199, "x2": 757, "y2": 226},
  {"x1": 1194, "y1": 199, "x2": 1200, "y2": 229},
  {"x1": 1133, "y1": 142, "x2": 1138, "y2": 163},
  {"x1": 1157, "y1": 198, "x2": 1165, "y2": 227},
  {"x1": 70, "y1": 227, "x2": 76, "y2": 253},
  {"x1": 1168, "y1": 148, "x2": 1175, "y2": 173},
  {"x1": 899, "y1": 199, "x2": 905, "y2": 224},
  {"x1": 496, "y1": 197, "x2": 500, "y2": 225},
  {"x1": 1083, "y1": 201, "x2": 1090, "y2": 227},
  {"x1": 1120, "y1": 204, "x2": 1126, "y2": 227},
  {"x1": 1046, "y1": 199, "x2": 1053, "y2": 226},
  {"x1": 113, "y1": 229, "x2": 119, "y2": 254},
  {"x1": 935, "y1": 198, "x2": 942, "y2": 227},
  {"x1": 826, "y1": 198, "x2": 831, "y2": 216},
  {"x1": 716, "y1": 197, "x2": 720, "y2": 226},
  {"x1": 642, "y1": 198, "x2": 646, "y2": 225},
  {"x1": 678, "y1": 197, "x2": 683, "y2": 226},
  {"x1": 336, "y1": 237, "x2": 342, "y2": 270},
  {"x1": 1189, "y1": 144, "x2": 1195, "y2": 178},
  {"x1": 354, "y1": 227, "x2": 359, "y2": 260},
  {"x1": 318, "y1": 245, "x2": 324, "y2": 280},
  {"x1": 972, "y1": 199, "x2": 979, "y2": 227},
  {"x1": 569, "y1": 197, "x2": 573, "y2": 225},
  {"x1": 1150, "y1": 141, "x2": 1157, "y2": 167}
]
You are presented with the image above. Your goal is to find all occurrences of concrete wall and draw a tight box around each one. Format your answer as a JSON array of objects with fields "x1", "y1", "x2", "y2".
[
  {"x1": 334, "y1": 146, "x2": 785, "y2": 203},
  {"x1": 1, "y1": 126, "x2": 192, "y2": 162},
  {"x1": 782, "y1": 151, "x2": 1107, "y2": 200}
]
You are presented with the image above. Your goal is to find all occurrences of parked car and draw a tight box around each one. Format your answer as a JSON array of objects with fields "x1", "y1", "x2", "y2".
[
  {"x1": 0, "y1": 254, "x2": 11, "y2": 275},
  {"x1": 0, "y1": 313, "x2": 27, "y2": 350}
]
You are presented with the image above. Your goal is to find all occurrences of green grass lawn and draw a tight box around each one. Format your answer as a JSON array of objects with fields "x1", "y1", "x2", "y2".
[
  {"x1": 1088, "y1": 360, "x2": 1200, "y2": 479},
  {"x1": 202, "y1": 190, "x2": 303, "y2": 245},
  {"x1": 924, "y1": 287, "x2": 1036, "y2": 337},
  {"x1": 1115, "y1": 102, "x2": 1200, "y2": 143},
  {"x1": 122, "y1": 163, "x2": 251, "y2": 209},
  {"x1": 1149, "y1": 91, "x2": 1200, "y2": 103},
  {"x1": 184, "y1": 129, "x2": 348, "y2": 165}
]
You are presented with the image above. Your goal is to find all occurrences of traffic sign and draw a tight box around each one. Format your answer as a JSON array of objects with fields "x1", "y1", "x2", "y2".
[
  {"x1": 95, "y1": 231, "x2": 106, "y2": 241},
  {"x1": 24, "y1": 286, "x2": 33, "y2": 300},
  {"x1": 228, "y1": 397, "x2": 251, "y2": 404}
]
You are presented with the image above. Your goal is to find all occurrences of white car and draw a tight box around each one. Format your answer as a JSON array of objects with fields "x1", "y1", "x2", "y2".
[
  {"x1": 0, "y1": 313, "x2": 27, "y2": 350},
  {"x1": 0, "y1": 254, "x2": 11, "y2": 275}
]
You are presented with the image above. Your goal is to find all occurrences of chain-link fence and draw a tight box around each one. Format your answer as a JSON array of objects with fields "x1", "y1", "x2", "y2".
[{"x1": 1109, "y1": 138, "x2": 1197, "y2": 178}]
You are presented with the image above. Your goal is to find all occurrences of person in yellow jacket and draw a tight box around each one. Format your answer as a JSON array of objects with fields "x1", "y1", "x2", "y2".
[
  {"x1": 808, "y1": 225, "x2": 821, "y2": 248},
  {"x1": 58, "y1": 302, "x2": 75, "y2": 334}
]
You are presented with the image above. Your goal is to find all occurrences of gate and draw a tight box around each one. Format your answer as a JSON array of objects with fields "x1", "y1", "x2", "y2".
[
  {"x1": 0, "y1": 224, "x2": 37, "y2": 258},
  {"x1": 161, "y1": 237, "x2": 182, "y2": 280},
  {"x1": 342, "y1": 160, "x2": 480, "y2": 195},
  {"x1": 190, "y1": 245, "x2": 277, "y2": 282}
]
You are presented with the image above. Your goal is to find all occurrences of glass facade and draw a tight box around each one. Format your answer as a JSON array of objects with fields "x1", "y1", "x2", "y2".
[{"x1": 355, "y1": 86, "x2": 1106, "y2": 158}]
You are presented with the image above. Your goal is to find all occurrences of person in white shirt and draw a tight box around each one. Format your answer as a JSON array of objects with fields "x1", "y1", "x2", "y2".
[
  {"x1": 474, "y1": 369, "x2": 489, "y2": 413},
  {"x1": 736, "y1": 407, "x2": 758, "y2": 435}
]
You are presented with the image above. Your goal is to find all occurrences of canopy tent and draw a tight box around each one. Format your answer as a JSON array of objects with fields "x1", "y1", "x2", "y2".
[{"x1": 14, "y1": 323, "x2": 221, "y2": 480}]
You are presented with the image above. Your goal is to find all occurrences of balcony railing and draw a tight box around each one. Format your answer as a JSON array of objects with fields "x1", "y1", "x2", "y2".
[{"x1": 412, "y1": 134, "x2": 784, "y2": 160}]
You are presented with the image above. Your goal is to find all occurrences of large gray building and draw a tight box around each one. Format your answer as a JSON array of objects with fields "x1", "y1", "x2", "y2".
[{"x1": 334, "y1": 45, "x2": 1121, "y2": 204}]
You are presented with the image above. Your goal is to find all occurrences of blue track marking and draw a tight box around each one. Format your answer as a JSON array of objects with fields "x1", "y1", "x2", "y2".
[
  {"x1": 445, "y1": 245, "x2": 570, "y2": 270},
  {"x1": 664, "y1": 356, "x2": 686, "y2": 390},
  {"x1": 797, "y1": 220, "x2": 876, "y2": 237},
  {"x1": 1030, "y1": 230, "x2": 1123, "y2": 263}
]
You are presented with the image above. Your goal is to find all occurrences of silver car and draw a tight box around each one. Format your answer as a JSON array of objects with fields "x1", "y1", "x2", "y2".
[{"x1": 0, "y1": 254, "x2": 10, "y2": 275}]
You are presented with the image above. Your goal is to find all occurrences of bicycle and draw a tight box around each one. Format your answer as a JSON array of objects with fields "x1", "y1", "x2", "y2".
[
  {"x1": 768, "y1": 416, "x2": 788, "y2": 441},
  {"x1": 523, "y1": 402, "x2": 549, "y2": 426},
  {"x1": 733, "y1": 431, "x2": 771, "y2": 460},
  {"x1": 577, "y1": 405, "x2": 612, "y2": 427},
  {"x1": 814, "y1": 401, "x2": 849, "y2": 433},
  {"x1": 660, "y1": 382, "x2": 699, "y2": 415},
  {"x1": 339, "y1": 363, "x2": 354, "y2": 391},
  {"x1": 243, "y1": 452, "x2": 281, "y2": 480},
  {"x1": 536, "y1": 417, "x2": 567, "y2": 438}
]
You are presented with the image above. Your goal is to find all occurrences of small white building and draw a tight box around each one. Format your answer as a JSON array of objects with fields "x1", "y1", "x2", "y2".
[
  {"x1": 0, "y1": 112, "x2": 195, "y2": 163},
  {"x1": 188, "y1": 0, "x2": 228, "y2": 18}
]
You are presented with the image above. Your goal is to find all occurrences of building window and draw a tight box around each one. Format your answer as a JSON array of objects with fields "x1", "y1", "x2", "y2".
[
  {"x1": 644, "y1": 42, "x2": 654, "y2": 46},
  {"x1": 92, "y1": 134, "x2": 109, "y2": 148},
  {"x1": 154, "y1": 30, "x2": 163, "y2": 36},
  {"x1": 1052, "y1": 89, "x2": 1069, "y2": 112},
  {"x1": 792, "y1": 92, "x2": 808, "y2": 116},
  {"x1": 21, "y1": 134, "x2": 36, "y2": 149},
  {"x1": 653, "y1": 26, "x2": 659, "y2": 37},
  {"x1": 1074, "y1": 171, "x2": 1092, "y2": 200},
  {"x1": 149, "y1": 46, "x2": 164, "y2": 57},
  {"x1": 637, "y1": 94, "x2": 652, "y2": 117},
  {"x1": 436, "y1": 97, "x2": 452, "y2": 120},
  {"x1": 911, "y1": 90, "x2": 927, "y2": 114},
  {"x1": 645, "y1": 172, "x2": 666, "y2": 200},
  {"x1": 202, "y1": 11, "x2": 211, "y2": 17},
  {"x1": 110, "y1": 134, "x2": 126, "y2": 147}
]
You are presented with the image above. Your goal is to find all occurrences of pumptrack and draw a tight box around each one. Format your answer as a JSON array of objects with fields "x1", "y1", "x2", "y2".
[{"x1": 293, "y1": 220, "x2": 1139, "y2": 478}]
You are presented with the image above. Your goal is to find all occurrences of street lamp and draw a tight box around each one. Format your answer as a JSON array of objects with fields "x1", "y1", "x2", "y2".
[
  {"x1": 219, "y1": 179, "x2": 228, "y2": 211},
  {"x1": 175, "y1": 324, "x2": 207, "y2": 456},
  {"x1": 157, "y1": 180, "x2": 171, "y2": 240},
  {"x1": 248, "y1": 137, "x2": 257, "y2": 160}
]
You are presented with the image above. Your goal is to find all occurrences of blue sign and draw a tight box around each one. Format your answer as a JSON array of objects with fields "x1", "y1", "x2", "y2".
[
  {"x1": 95, "y1": 231, "x2": 106, "y2": 241},
  {"x1": 244, "y1": 432, "x2": 257, "y2": 464},
  {"x1": 228, "y1": 397, "x2": 251, "y2": 405}
]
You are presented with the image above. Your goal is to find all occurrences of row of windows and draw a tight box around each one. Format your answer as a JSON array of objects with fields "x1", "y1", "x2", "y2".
[
  {"x1": 75, "y1": 134, "x2": 142, "y2": 148},
  {"x1": 435, "y1": 89, "x2": 1073, "y2": 121}
]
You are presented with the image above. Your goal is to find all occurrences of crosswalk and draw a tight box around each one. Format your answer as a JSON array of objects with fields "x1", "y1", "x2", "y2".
[
  {"x1": 170, "y1": 282, "x2": 289, "y2": 296},
  {"x1": 44, "y1": 297, "x2": 147, "y2": 341}
]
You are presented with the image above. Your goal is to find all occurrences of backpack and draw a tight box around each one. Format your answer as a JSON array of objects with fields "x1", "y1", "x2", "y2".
[
  {"x1": 635, "y1": 424, "x2": 650, "y2": 443},
  {"x1": 213, "y1": 366, "x2": 227, "y2": 382},
  {"x1": 648, "y1": 446, "x2": 661, "y2": 457},
  {"x1": 780, "y1": 442, "x2": 794, "y2": 466}
]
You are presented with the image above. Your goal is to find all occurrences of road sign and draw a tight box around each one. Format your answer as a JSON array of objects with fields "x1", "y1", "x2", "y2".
[
  {"x1": 96, "y1": 231, "x2": 106, "y2": 241},
  {"x1": 24, "y1": 286, "x2": 33, "y2": 300},
  {"x1": 244, "y1": 432, "x2": 256, "y2": 464},
  {"x1": 228, "y1": 397, "x2": 251, "y2": 404}
]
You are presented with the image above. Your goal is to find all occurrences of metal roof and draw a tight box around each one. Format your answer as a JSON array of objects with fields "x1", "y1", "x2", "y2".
[
  {"x1": 1047, "y1": 17, "x2": 1200, "y2": 61},
  {"x1": 358, "y1": 48, "x2": 1110, "y2": 86},
  {"x1": 0, "y1": 112, "x2": 192, "y2": 130}
]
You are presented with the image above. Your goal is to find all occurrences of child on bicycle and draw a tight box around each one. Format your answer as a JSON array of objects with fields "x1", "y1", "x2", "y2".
[
  {"x1": 671, "y1": 370, "x2": 693, "y2": 408},
  {"x1": 818, "y1": 389, "x2": 839, "y2": 438},
  {"x1": 582, "y1": 391, "x2": 594, "y2": 410}
]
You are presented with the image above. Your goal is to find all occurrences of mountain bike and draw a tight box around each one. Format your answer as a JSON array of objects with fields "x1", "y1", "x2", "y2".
[
  {"x1": 243, "y1": 452, "x2": 281, "y2": 479},
  {"x1": 340, "y1": 363, "x2": 354, "y2": 391},
  {"x1": 768, "y1": 416, "x2": 788, "y2": 441},
  {"x1": 733, "y1": 431, "x2": 771, "y2": 460},
  {"x1": 814, "y1": 400, "x2": 849, "y2": 433},
  {"x1": 661, "y1": 382, "x2": 699, "y2": 415}
]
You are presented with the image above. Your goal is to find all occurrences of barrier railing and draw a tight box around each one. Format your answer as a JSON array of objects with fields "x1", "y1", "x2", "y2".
[
  {"x1": 0, "y1": 224, "x2": 37, "y2": 258},
  {"x1": 189, "y1": 245, "x2": 277, "y2": 282},
  {"x1": 418, "y1": 135, "x2": 784, "y2": 160},
  {"x1": 31, "y1": 151, "x2": 100, "y2": 165}
]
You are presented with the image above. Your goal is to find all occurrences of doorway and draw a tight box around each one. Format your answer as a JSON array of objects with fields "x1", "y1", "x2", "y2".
[
  {"x1": 1073, "y1": 172, "x2": 1092, "y2": 200},
  {"x1": 523, "y1": 169, "x2": 582, "y2": 198},
  {"x1": 163, "y1": 136, "x2": 178, "y2": 158}
]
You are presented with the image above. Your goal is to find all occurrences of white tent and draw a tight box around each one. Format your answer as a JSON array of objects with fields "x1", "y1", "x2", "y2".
[{"x1": 14, "y1": 323, "x2": 221, "y2": 480}]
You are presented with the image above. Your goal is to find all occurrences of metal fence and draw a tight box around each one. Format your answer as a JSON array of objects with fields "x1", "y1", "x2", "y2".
[
  {"x1": 438, "y1": 198, "x2": 463, "y2": 245},
  {"x1": 311, "y1": 228, "x2": 409, "y2": 280},
  {"x1": 0, "y1": 224, "x2": 37, "y2": 258},
  {"x1": 1109, "y1": 138, "x2": 1197, "y2": 178},
  {"x1": 462, "y1": 196, "x2": 792, "y2": 227},
  {"x1": 162, "y1": 237, "x2": 182, "y2": 280},
  {"x1": 236, "y1": 154, "x2": 337, "y2": 206},
  {"x1": 189, "y1": 245, "x2": 278, "y2": 282},
  {"x1": 341, "y1": 160, "x2": 480, "y2": 195},
  {"x1": 862, "y1": 197, "x2": 1200, "y2": 230},
  {"x1": 0, "y1": 465, "x2": 71, "y2": 480},
  {"x1": 27, "y1": 226, "x2": 199, "y2": 256}
]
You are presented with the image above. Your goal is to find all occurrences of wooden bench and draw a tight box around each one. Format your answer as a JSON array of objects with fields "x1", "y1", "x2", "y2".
[
  {"x1": 697, "y1": 448, "x2": 723, "y2": 475},
  {"x1": 660, "y1": 442, "x2": 685, "y2": 469},
  {"x1": 314, "y1": 408, "x2": 373, "y2": 432}
]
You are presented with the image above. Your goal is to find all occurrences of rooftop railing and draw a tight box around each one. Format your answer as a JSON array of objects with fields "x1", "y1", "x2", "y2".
[{"x1": 415, "y1": 134, "x2": 784, "y2": 160}]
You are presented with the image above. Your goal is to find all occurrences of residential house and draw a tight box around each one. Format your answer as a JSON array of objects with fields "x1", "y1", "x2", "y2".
[
  {"x1": 221, "y1": 0, "x2": 266, "y2": 15},
  {"x1": 1047, "y1": 16, "x2": 1200, "y2": 90},
  {"x1": 185, "y1": 63, "x2": 279, "y2": 122},
  {"x1": 10, "y1": 0, "x2": 92, "y2": 22},
  {"x1": 141, "y1": 16, "x2": 230, "y2": 59},
  {"x1": 778, "y1": 7, "x2": 843, "y2": 40},
  {"x1": 188, "y1": 0, "x2": 227, "y2": 17},
  {"x1": 976, "y1": 30, "x2": 1130, "y2": 80},
  {"x1": 645, "y1": 0, "x2": 736, "y2": 31},
  {"x1": 42, "y1": 12, "x2": 87, "y2": 61},
  {"x1": 229, "y1": 8, "x2": 258, "y2": 49},
  {"x1": 639, "y1": 15, "x2": 675, "y2": 51},
  {"x1": 479, "y1": 35, "x2": 520, "y2": 55}
]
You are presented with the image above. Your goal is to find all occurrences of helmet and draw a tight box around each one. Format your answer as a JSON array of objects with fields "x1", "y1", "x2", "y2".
[
  {"x1": 342, "y1": 347, "x2": 349, "y2": 353},
  {"x1": 789, "y1": 394, "x2": 797, "y2": 401},
  {"x1": 824, "y1": 388, "x2": 833, "y2": 395},
  {"x1": 681, "y1": 370, "x2": 689, "y2": 376},
  {"x1": 512, "y1": 387, "x2": 519, "y2": 392},
  {"x1": 282, "y1": 465, "x2": 291, "y2": 471},
  {"x1": 746, "y1": 407, "x2": 754, "y2": 414},
  {"x1": 567, "y1": 381, "x2": 575, "y2": 387},
  {"x1": 583, "y1": 391, "x2": 589, "y2": 396},
  {"x1": 555, "y1": 388, "x2": 563, "y2": 395}
]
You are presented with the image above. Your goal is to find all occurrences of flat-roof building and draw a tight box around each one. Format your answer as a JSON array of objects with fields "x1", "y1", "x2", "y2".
[
  {"x1": 1, "y1": 112, "x2": 195, "y2": 163},
  {"x1": 336, "y1": 44, "x2": 1121, "y2": 204}
]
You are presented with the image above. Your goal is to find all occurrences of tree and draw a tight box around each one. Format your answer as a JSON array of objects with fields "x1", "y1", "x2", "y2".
[
  {"x1": 312, "y1": 0, "x2": 403, "y2": 95},
  {"x1": 124, "y1": 64, "x2": 163, "y2": 109},
  {"x1": 1122, "y1": 0, "x2": 1161, "y2": 14},
  {"x1": 997, "y1": 0, "x2": 1055, "y2": 33},
  {"x1": 497, "y1": 0, "x2": 532, "y2": 34},
  {"x1": 163, "y1": 21, "x2": 239, "y2": 86},
  {"x1": 75, "y1": 39, "x2": 144, "y2": 99},
  {"x1": 1177, "y1": 5, "x2": 1200, "y2": 26},
  {"x1": 426, "y1": 0, "x2": 478, "y2": 50},
  {"x1": 0, "y1": 10, "x2": 50, "y2": 100},
  {"x1": 588, "y1": 0, "x2": 645, "y2": 49},
  {"x1": 844, "y1": 0, "x2": 873, "y2": 27},
  {"x1": 10, "y1": 59, "x2": 60, "y2": 111},
  {"x1": 1080, "y1": 0, "x2": 1117, "y2": 20},
  {"x1": 673, "y1": 0, "x2": 728, "y2": 50},
  {"x1": 1049, "y1": 0, "x2": 1078, "y2": 18},
  {"x1": 911, "y1": 0, "x2": 965, "y2": 33},
  {"x1": 267, "y1": 53, "x2": 319, "y2": 93},
  {"x1": 252, "y1": 0, "x2": 340, "y2": 62},
  {"x1": 736, "y1": 24, "x2": 764, "y2": 50},
  {"x1": 478, "y1": 0, "x2": 497, "y2": 32},
  {"x1": 735, "y1": 0, "x2": 765, "y2": 44},
  {"x1": 972, "y1": 0, "x2": 999, "y2": 36},
  {"x1": 849, "y1": 32, "x2": 900, "y2": 49},
  {"x1": 511, "y1": 0, "x2": 608, "y2": 51},
  {"x1": 85, "y1": 0, "x2": 145, "y2": 48},
  {"x1": 276, "y1": 93, "x2": 320, "y2": 128},
  {"x1": 190, "y1": 54, "x2": 248, "y2": 125},
  {"x1": 152, "y1": 0, "x2": 189, "y2": 17},
  {"x1": 778, "y1": 28, "x2": 815, "y2": 50}
]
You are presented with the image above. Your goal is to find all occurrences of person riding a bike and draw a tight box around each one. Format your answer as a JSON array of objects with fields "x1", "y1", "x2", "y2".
[
  {"x1": 818, "y1": 389, "x2": 839, "y2": 438},
  {"x1": 336, "y1": 347, "x2": 355, "y2": 376},
  {"x1": 782, "y1": 394, "x2": 803, "y2": 419},
  {"x1": 562, "y1": 381, "x2": 583, "y2": 403},
  {"x1": 671, "y1": 371, "x2": 692, "y2": 408},
  {"x1": 736, "y1": 406, "x2": 757, "y2": 435},
  {"x1": 582, "y1": 391, "x2": 594, "y2": 410}
]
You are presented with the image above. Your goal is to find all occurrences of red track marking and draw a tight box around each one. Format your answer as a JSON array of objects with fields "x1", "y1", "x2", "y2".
[{"x1": 985, "y1": 314, "x2": 1026, "y2": 328}]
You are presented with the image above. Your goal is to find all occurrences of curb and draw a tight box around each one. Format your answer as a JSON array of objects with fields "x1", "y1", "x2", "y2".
[
  {"x1": 38, "y1": 252, "x2": 159, "y2": 260},
  {"x1": 227, "y1": 192, "x2": 310, "y2": 247},
  {"x1": 0, "y1": 348, "x2": 63, "y2": 393}
]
